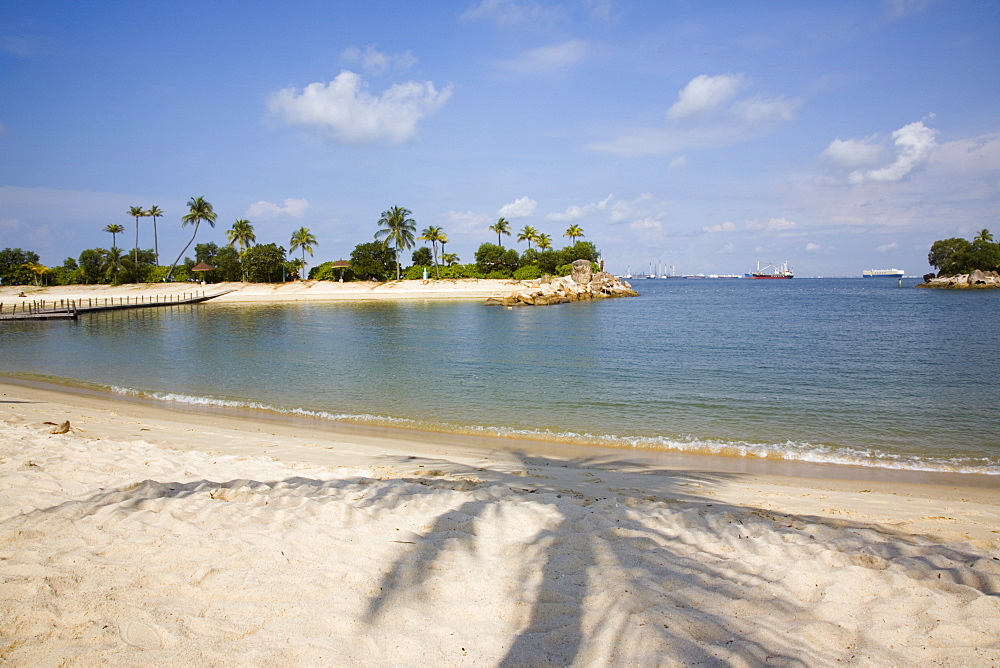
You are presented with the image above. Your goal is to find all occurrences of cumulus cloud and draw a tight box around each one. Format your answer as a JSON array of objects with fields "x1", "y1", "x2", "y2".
[
  {"x1": 341, "y1": 45, "x2": 417, "y2": 75},
  {"x1": 496, "y1": 40, "x2": 587, "y2": 75},
  {"x1": 667, "y1": 74, "x2": 745, "y2": 120},
  {"x1": 877, "y1": 241, "x2": 899, "y2": 252},
  {"x1": 805, "y1": 242, "x2": 822, "y2": 252},
  {"x1": 822, "y1": 135, "x2": 886, "y2": 170},
  {"x1": 545, "y1": 194, "x2": 613, "y2": 222},
  {"x1": 668, "y1": 156, "x2": 688, "y2": 170},
  {"x1": 746, "y1": 217, "x2": 797, "y2": 232},
  {"x1": 245, "y1": 198, "x2": 309, "y2": 219},
  {"x1": 822, "y1": 121, "x2": 938, "y2": 184},
  {"x1": 592, "y1": 73, "x2": 800, "y2": 157},
  {"x1": 703, "y1": 221, "x2": 736, "y2": 233},
  {"x1": 498, "y1": 196, "x2": 538, "y2": 219},
  {"x1": 268, "y1": 70, "x2": 452, "y2": 144}
]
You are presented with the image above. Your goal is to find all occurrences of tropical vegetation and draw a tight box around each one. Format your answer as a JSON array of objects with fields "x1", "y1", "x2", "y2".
[
  {"x1": 3, "y1": 200, "x2": 602, "y2": 287},
  {"x1": 928, "y1": 229, "x2": 1000, "y2": 275}
]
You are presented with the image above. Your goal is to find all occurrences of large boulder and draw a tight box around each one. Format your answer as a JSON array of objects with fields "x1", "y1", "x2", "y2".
[{"x1": 571, "y1": 259, "x2": 593, "y2": 284}]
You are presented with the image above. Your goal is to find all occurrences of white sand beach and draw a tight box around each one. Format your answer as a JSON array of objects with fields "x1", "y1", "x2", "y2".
[
  {"x1": 1, "y1": 279, "x2": 516, "y2": 305},
  {"x1": 1, "y1": 380, "x2": 998, "y2": 665}
]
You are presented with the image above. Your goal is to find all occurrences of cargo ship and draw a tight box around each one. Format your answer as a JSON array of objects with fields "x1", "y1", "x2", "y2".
[
  {"x1": 862, "y1": 268, "x2": 904, "y2": 278},
  {"x1": 746, "y1": 261, "x2": 793, "y2": 279}
]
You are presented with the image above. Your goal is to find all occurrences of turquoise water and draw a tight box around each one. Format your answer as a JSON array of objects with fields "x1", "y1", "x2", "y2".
[{"x1": 2, "y1": 279, "x2": 998, "y2": 473}]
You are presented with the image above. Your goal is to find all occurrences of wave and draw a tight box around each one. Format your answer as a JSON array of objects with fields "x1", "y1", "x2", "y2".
[{"x1": 108, "y1": 385, "x2": 1000, "y2": 476}]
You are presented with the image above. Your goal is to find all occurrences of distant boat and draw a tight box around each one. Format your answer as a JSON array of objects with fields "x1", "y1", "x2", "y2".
[
  {"x1": 862, "y1": 268, "x2": 904, "y2": 278},
  {"x1": 746, "y1": 261, "x2": 793, "y2": 279}
]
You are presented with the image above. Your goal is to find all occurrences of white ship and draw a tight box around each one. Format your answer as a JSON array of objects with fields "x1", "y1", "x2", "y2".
[{"x1": 862, "y1": 268, "x2": 904, "y2": 278}]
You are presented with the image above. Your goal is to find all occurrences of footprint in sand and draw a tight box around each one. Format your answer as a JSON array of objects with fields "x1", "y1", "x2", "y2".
[{"x1": 120, "y1": 620, "x2": 162, "y2": 650}]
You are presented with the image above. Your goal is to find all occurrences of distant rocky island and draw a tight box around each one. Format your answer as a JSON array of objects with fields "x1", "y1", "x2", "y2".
[{"x1": 923, "y1": 229, "x2": 999, "y2": 288}]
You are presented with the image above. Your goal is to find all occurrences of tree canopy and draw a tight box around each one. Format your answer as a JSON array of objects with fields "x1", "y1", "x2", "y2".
[{"x1": 928, "y1": 229, "x2": 1000, "y2": 275}]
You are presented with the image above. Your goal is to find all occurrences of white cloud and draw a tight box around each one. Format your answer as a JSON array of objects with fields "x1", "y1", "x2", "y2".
[
  {"x1": 703, "y1": 221, "x2": 736, "y2": 233},
  {"x1": 859, "y1": 121, "x2": 938, "y2": 183},
  {"x1": 341, "y1": 45, "x2": 417, "y2": 75},
  {"x1": 746, "y1": 217, "x2": 797, "y2": 232},
  {"x1": 545, "y1": 194, "x2": 613, "y2": 222},
  {"x1": 721, "y1": 242, "x2": 736, "y2": 254},
  {"x1": 245, "y1": 198, "x2": 309, "y2": 219},
  {"x1": 607, "y1": 193, "x2": 653, "y2": 224},
  {"x1": 877, "y1": 242, "x2": 899, "y2": 252},
  {"x1": 667, "y1": 74, "x2": 745, "y2": 120},
  {"x1": 498, "y1": 196, "x2": 538, "y2": 219},
  {"x1": 823, "y1": 121, "x2": 939, "y2": 184},
  {"x1": 592, "y1": 73, "x2": 800, "y2": 157},
  {"x1": 497, "y1": 40, "x2": 587, "y2": 75},
  {"x1": 268, "y1": 70, "x2": 452, "y2": 144},
  {"x1": 668, "y1": 156, "x2": 688, "y2": 170},
  {"x1": 805, "y1": 242, "x2": 822, "y2": 253},
  {"x1": 822, "y1": 135, "x2": 886, "y2": 170}
]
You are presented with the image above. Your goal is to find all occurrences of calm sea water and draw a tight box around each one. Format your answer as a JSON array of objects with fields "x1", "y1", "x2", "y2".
[{"x1": 2, "y1": 279, "x2": 998, "y2": 474}]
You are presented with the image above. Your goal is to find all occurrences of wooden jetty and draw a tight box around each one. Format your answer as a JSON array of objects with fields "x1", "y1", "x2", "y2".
[{"x1": 0, "y1": 289, "x2": 234, "y2": 321}]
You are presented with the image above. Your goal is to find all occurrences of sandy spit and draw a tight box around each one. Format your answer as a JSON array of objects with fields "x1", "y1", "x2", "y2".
[
  {"x1": 0, "y1": 382, "x2": 998, "y2": 665},
  {"x1": 0, "y1": 279, "x2": 517, "y2": 304}
]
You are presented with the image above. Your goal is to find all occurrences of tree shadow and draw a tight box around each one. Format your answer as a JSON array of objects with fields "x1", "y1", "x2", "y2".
[{"x1": 7, "y1": 452, "x2": 998, "y2": 665}]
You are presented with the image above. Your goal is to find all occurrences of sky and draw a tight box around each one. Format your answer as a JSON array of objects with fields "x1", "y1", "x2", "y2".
[{"x1": 1, "y1": 0, "x2": 998, "y2": 277}]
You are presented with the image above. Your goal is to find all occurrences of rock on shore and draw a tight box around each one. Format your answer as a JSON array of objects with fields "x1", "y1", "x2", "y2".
[
  {"x1": 488, "y1": 259, "x2": 639, "y2": 306},
  {"x1": 919, "y1": 269, "x2": 1000, "y2": 289}
]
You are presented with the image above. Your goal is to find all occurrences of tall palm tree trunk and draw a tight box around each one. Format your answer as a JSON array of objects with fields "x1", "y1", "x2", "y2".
[{"x1": 167, "y1": 223, "x2": 200, "y2": 281}]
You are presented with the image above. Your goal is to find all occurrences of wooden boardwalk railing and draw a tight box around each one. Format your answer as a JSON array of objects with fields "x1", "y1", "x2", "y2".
[{"x1": 0, "y1": 290, "x2": 235, "y2": 321}]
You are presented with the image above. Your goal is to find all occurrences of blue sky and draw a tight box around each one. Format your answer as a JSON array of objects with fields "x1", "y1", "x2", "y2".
[{"x1": 2, "y1": 0, "x2": 998, "y2": 277}]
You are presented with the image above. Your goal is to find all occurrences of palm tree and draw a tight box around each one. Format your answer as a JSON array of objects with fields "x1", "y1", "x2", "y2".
[
  {"x1": 227, "y1": 219, "x2": 257, "y2": 252},
  {"x1": 517, "y1": 225, "x2": 539, "y2": 250},
  {"x1": 564, "y1": 224, "x2": 584, "y2": 244},
  {"x1": 289, "y1": 227, "x2": 318, "y2": 279},
  {"x1": 536, "y1": 233, "x2": 553, "y2": 251},
  {"x1": 128, "y1": 206, "x2": 145, "y2": 281},
  {"x1": 146, "y1": 205, "x2": 164, "y2": 265},
  {"x1": 974, "y1": 229, "x2": 994, "y2": 244},
  {"x1": 375, "y1": 206, "x2": 416, "y2": 280},
  {"x1": 418, "y1": 225, "x2": 447, "y2": 278},
  {"x1": 102, "y1": 247, "x2": 125, "y2": 283},
  {"x1": 22, "y1": 261, "x2": 49, "y2": 286},
  {"x1": 167, "y1": 196, "x2": 217, "y2": 281},
  {"x1": 103, "y1": 223, "x2": 125, "y2": 250},
  {"x1": 441, "y1": 252, "x2": 460, "y2": 266},
  {"x1": 489, "y1": 217, "x2": 512, "y2": 247}
]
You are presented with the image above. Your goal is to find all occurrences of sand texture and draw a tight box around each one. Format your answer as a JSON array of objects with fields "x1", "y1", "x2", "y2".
[
  {"x1": 1, "y1": 383, "x2": 998, "y2": 665},
  {"x1": 1, "y1": 279, "x2": 515, "y2": 304}
]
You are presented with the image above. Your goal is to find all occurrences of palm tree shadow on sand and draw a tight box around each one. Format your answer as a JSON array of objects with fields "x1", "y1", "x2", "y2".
[{"x1": 10, "y1": 451, "x2": 998, "y2": 665}]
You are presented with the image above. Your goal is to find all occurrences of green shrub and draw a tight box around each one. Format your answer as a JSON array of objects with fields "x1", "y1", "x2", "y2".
[{"x1": 513, "y1": 265, "x2": 542, "y2": 280}]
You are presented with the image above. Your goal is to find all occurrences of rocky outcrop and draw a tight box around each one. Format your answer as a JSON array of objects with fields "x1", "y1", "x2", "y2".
[
  {"x1": 918, "y1": 270, "x2": 1000, "y2": 289},
  {"x1": 487, "y1": 269, "x2": 639, "y2": 306}
]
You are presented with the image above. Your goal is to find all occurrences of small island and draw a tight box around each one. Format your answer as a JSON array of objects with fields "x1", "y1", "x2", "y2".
[{"x1": 918, "y1": 229, "x2": 1000, "y2": 289}]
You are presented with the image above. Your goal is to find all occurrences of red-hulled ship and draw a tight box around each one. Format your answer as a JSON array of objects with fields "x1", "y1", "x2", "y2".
[{"x1": 745, "y1": 261, "x2": 793, "y2": 279}]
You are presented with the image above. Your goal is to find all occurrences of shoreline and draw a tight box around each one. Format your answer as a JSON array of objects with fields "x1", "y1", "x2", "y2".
[
  {"x1": 3, "y1": 377, "x2": 998, "y2": 534},
  {"x1": 2, "y1": 379, "x2": 998, "y2": 663},
  {"x1": 0, "y1": 279, "x2": 517, "y2": 303}
]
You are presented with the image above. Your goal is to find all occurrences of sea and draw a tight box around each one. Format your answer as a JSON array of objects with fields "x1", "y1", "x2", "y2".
[{"x1": 2, "y1": 278, "x2": 998, "y2": 475}]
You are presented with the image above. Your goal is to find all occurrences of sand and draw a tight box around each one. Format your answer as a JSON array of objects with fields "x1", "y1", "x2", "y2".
[
  {"x1": 1, "y1": 380, "x2": 998, "y2": 665},
  {"x1": 0, "y1": 279, "x2": 517, "y2": 305}
]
